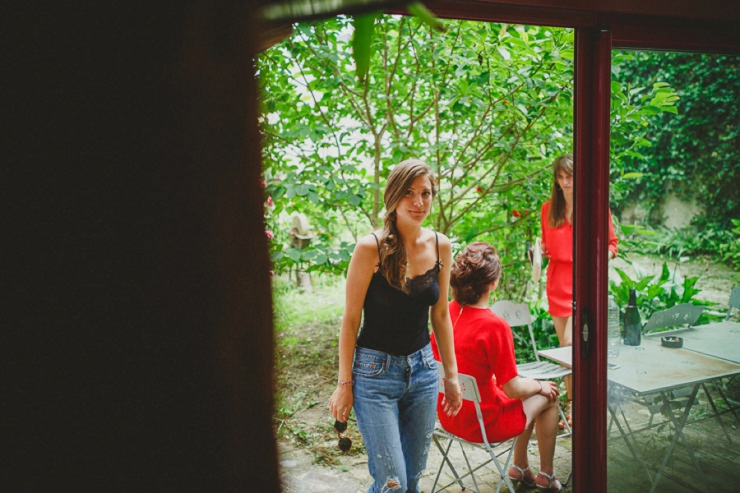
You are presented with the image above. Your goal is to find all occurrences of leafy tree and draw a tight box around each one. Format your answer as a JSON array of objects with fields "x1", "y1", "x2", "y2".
[
  {"x1": 259, "y1": 16, "x2": 675, "y2": 299},
  {"x1": 260, "y1": 16, "x2": 573, "y2": 296}
]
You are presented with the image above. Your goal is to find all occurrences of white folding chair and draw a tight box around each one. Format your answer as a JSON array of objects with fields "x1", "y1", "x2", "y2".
[
  {"x1": 642, "y1": 303, "x2": 704, "y2": 335},
  {"x1": 726, "y1": 286, "x2": 740, "y2": 321},
  {"x1": 431, "y1": 362, "x2": 517, "y2": 493},
  {"x1": 490, "y1": 300, "x2": 572, "y2": 435}
]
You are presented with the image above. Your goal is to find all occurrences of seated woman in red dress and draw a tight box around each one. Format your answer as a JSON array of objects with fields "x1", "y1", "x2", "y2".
[{"x1": 431, "y1": 242, "x2": 563, "y2": 492}]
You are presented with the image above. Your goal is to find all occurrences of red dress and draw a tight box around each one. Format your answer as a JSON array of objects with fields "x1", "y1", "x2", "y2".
[
  {"x1": 431, "y1": 301, "x2": 526, "y2": 443},
  {"x1": 541, "y1": 201, "x2": 618, "y2": 317}
]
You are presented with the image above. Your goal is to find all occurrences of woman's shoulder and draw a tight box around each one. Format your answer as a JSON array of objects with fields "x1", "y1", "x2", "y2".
[
  {"x1": 488, "y1": 310, "x2": 510, "y2": 327},
  {"x1": 477, "y1": 310, "x2": 511, "y2": 335},
  {"x1": 353, "y1": 233, "x2": 382, "y2": 260},
  {"x1": 462, "y1": 310, "x2": 508, "y2": 342},
  {"x1": 541, "y1": 200, "x2": 551, "y2": 213},
  {"x1": 357, "y1": 231, "x2": 382, "y2": 246},
  {"x1": 424, "y1": 228, "x2": 451, "y2": 249}
]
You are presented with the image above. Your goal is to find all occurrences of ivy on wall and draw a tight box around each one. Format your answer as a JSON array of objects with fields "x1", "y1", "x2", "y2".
[{"x1": 613, "y1": 51, "x2": 740, "y2": 231}]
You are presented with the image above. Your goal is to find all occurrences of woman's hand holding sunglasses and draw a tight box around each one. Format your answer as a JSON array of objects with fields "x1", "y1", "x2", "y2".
[
  {"x1": 328, "y1": 381, "x2": 354, "y2": 422},
  {"x1": 334, "y1": 419, "x2": 352, "y2": 454}
]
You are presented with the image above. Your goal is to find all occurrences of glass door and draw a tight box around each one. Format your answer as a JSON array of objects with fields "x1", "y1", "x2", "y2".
[{"x1": 605, "y1": 49, "x2": 740, "y2": 492}]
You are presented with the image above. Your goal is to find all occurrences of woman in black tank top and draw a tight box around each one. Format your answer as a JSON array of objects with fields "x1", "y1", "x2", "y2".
[{"x1": 329, "y1": 159, "x2": 462, "y2": 493}]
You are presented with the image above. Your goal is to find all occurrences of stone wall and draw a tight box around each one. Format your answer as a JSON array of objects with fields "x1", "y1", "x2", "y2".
[{"x1": 620, "y1": 192, "x2": 704, "y2": 228}]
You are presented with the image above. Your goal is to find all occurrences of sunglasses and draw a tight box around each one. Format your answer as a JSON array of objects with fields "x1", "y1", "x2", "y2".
[{"x1": 334, "y1": 420, "x2": 352, "y2": 454}]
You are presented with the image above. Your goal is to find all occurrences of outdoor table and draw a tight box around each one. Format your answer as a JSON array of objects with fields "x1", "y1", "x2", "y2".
[
  {"x1": 645, "y1": 320, "x2": 740, "y2": 438},
  {"x1": 537, "y1": 346, "x2": 572, "y2": 368},
  {"x1": 538, "y1": 338, "x2": 740, "y2": 493},
  {"x1": 644, "y1": 320, "x2": 740, "y2": 364}
]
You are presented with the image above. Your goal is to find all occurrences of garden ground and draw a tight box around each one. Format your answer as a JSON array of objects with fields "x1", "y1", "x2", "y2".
[{"x1": 274, "y1": 253, "x2": 739, "y2": 492}]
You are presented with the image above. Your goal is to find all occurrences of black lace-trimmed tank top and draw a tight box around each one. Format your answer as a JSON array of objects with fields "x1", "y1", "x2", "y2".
[{"x1": 356, "y1": 232, "x2": 442, "y2": 356}]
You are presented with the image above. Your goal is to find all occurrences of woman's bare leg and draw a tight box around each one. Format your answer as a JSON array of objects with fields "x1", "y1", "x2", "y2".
[
  {"x1": 532, "y1": 399, "x2": 559, "y2": 474},
  {"x1": 512, "y1": 394, "x2": 552, "y2": 475},
  {"x1": 552, "y1": 315, "x2": 572, "y2": 402}
]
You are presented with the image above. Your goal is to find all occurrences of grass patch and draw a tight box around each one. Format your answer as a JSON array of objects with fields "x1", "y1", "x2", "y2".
[{"x1": 273, "y1": 273, "x2": 366, "y2": 464}]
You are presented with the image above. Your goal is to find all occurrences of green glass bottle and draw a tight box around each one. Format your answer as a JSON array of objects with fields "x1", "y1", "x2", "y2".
[{"x1": 623, "y1": 289, "x2": 642, "y2": 346}]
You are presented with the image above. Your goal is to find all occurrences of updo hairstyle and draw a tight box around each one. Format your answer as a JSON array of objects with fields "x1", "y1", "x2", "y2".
[{"x1": 450, "y1": 242, "x2": 502, "y2": 306}]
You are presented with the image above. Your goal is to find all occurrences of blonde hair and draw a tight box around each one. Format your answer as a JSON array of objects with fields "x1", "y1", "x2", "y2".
[
  {"x1": 548, "y1": 154, "x2": 573, "y2": 228},
  {"x1": 380, "y1": 159, "x2": 437, "y2": 289}
]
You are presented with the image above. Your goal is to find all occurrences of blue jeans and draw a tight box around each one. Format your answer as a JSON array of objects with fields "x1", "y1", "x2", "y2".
[{"x1": 352, "y1": 344, "x2": 439, "y2": 493}]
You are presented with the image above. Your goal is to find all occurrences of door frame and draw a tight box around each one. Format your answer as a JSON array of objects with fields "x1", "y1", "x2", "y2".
[{"x1": 394, "y1": 3, "x2": 740, "y2": 491}]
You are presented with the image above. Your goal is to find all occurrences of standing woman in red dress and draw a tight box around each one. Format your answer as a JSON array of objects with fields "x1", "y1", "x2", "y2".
[{"x1": 541, "y1": 154, "x2": 618, "y2": 428}]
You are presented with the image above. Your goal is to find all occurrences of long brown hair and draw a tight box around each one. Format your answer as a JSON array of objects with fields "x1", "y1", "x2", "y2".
[
  {"x1": 450, "y1": 242, "x2": 501, "y2": 306},
  {"x1": 547, "y1": 154, "x2": 573, "y2": 228},
  {"x1": 379, "y1": 159, "x2": 437, "y2": 290}
]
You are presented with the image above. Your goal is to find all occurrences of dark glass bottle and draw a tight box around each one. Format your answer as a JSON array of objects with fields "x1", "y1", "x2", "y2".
[{"x1": 623, "y1": 289, "x2": 642, "y2": 346}]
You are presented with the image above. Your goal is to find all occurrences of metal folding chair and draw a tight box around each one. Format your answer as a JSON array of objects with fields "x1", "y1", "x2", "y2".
[
  {"x1": 726, "y1": 286, "x2": 740, "y2": 321},
  {"x1": 431, "y1": 363, "x2": 517, "y2": 493},
  {"x1": 642, "y1": 303, "x2": 704, "y2": 335},
  {"x1": 490, "y1": 300, "x2": 572, "y2": 436}
]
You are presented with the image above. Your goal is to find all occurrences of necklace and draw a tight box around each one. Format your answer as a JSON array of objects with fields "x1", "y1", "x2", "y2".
[{"x1": 453, "y1": 306, "x2": 464, "y2": 329}]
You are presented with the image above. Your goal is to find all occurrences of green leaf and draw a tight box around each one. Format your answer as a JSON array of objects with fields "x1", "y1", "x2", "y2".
[
  {"x1": 285, "y1": 248, "x2": 302, "y2": 262},
  {"x1": 301, "y1": 249, "x2": 318, "y2": 260},
  {"x1": 352, "y1": 12, "x2": 378, "y2": 83},
  {"x1": 622, "y1": 172, "x2": 643, "y2": 180},
  {"x1": 407, "y1": 2, "x2": 446, "y2": 32}
]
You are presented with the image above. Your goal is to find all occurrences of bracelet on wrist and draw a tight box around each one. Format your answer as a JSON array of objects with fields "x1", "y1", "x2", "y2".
[{"x1": 338, "y1": 380, "x2": 354, "y2": 387}]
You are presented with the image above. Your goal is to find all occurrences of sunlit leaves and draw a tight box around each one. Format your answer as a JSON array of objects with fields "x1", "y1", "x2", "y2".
[{"x1": 259, "y1": 16, "x2": 608, "y2": 294}]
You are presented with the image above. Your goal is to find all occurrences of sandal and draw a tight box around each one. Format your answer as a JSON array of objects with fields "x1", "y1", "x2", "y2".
[
  {"x1": 507, "y1": 464, "x2": 536, "y2": 489},
  {"x1": 535, "y1": 471, "x2": 562, "y2": 493}
]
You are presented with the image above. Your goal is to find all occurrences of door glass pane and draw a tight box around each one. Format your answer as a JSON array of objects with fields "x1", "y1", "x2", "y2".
[{"x1": 608, "y1": 49, "x2": 740, "y2": 492}]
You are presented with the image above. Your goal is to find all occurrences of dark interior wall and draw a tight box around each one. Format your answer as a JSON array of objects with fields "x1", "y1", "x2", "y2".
[{"x1": 6, "y1": 3, "x2": 278, "y2": 491}]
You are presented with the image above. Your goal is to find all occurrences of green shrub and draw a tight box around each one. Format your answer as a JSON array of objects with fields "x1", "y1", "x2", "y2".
[
  {"x1": 608, "y1": 260, "x2": 719, "y2": 325},
  {"x1": 619, "y1": 222, "x2": 740, "y2": 271}
]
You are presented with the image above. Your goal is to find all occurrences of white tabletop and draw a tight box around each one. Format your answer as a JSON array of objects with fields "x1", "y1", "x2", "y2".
[
  {"x1": 538, "y1": 334, "x2": 740, "y2": 395},
  {"x1": 644, "y1": 320, "x2": 740, "y2": 364},
  {"x1": 607, "y1": 338, "x2": 740, "y2": 394},
  {"x1": 537, "y1": 347, "x2": 573, "y2": 368}
]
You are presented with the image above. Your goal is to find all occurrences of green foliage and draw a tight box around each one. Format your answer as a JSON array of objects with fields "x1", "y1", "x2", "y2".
[
  {"x1": 610, "y1": 52, "x2": 681, "y2": 207},
  {"x1": 619, "y1": 221, "x2": 740, "y2": 270},
  {"x1": 611, "y1": 51, "x2": 740, "y2": 229},
  {"x1": 530, "y1": 303, "x2": 560, "y2": 345},
  {"x1": 727, "y1": 219, "x2": 740, "y2": 269},
  {"x1": 259, "y1": 16, "x2": 576, "y2": 295},
  {"x1": 608, "y1": 260, "x2": 716, "y2": 325},
  {"x1": 273, "y1": 277, "x2": 365, "y2": 464},
  {"x1": 259, "y1": 17, "x2": 675, "y2": 299}
]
